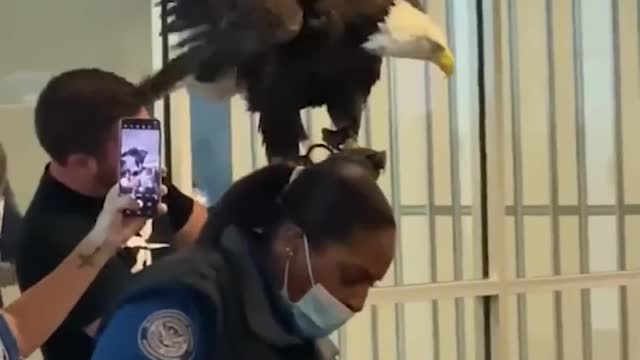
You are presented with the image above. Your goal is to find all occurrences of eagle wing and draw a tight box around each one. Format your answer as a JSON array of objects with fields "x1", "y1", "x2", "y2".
[
  {"x1": 163, "y1": 0, "x2": 305, "y2": 59},
  {"x1": 136, "y1": 0, "x2": 303, "y2": 103},
  {"x1": 312, "y1": 0, "x2": 392, "y2": 22},
  {"x1": 403, "y1": 0, "x2": 425, "y2": 11}
]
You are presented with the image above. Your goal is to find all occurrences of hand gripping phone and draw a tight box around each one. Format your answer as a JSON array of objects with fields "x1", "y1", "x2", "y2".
[{"x1": 118, "y1": 118, "x2": 162, "y2": 217}]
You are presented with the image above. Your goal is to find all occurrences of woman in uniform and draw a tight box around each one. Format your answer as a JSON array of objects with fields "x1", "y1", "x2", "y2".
[{"x1": 92, "y1": 151, "x2": 395, "y2": 359}]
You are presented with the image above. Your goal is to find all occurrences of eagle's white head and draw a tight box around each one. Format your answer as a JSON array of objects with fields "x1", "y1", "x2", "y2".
[{"x1": 362, "y1": 0, "x2": 455, "y2": 76}]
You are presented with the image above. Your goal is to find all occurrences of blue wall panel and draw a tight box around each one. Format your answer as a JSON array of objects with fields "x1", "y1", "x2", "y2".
[{"x1": 190, "y1": 94, "x2": 232, "y2": 203}]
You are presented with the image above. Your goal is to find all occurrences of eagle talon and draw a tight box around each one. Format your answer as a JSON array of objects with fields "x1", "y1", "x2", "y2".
[{"x1": 322, "y1": 127, "x2": 358, "y2": 151}]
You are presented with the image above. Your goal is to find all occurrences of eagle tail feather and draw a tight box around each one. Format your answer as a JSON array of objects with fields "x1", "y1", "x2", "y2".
[
  {"x1": 159, "y1": 0, "x2": 212, "y2": 38},
  {"x1": 136, "y1": 46, "x2": 211, "y2": 104},
  {"x1": 173, "y1": 26, "x2": 210, "y2": 49}
]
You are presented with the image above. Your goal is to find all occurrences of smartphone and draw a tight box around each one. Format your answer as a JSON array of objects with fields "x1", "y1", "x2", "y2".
[{"x1": 118, "y1": 118, "x2": 162, "y2": 217}]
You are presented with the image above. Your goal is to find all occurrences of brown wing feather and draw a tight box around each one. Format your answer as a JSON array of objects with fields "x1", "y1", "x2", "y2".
[
  {"x1": 312, "y1": 0, "x2": 393, "y2": 21},
  {"x1": 136, "y1": 0, "x2": 304, "y2": 102},
  {"x1": 403, "y1": 0, "x2": 425, "y2": 11},
  {"x1": 312, "y1": 0, "x2": 424, "y2": 24}
]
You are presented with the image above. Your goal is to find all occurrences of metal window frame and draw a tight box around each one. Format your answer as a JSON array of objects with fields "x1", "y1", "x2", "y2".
[
  {"x1": 362, "y1": 1, "x2": 638, "y2": 359},
  {"x1": 366, "y1": 270, "x2": 640, "y2": 305}
]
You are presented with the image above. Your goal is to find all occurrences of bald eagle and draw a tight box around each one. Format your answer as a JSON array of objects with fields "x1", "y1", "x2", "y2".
[{"x1": 140, "y1": 0, "x2": 454, "y2": 163}]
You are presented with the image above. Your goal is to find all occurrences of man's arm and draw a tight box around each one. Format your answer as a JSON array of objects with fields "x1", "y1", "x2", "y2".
[
  {"x1": 4, "y1": 235, "x2": 122, "y2": 357},
  {"x1": 8, "y1": 186, "x2": 161, "y2": 356},
  {"x1": 16, "y1": 216, "x2": 133, "y2": 342},
  {"x1": 164, "y1": 184, "x2": 208, "y2": 248}
]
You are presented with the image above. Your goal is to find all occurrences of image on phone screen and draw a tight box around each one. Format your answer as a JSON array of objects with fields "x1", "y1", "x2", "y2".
[{"x1": 118, "y1": 119, "x2": 161, "y2": 217}]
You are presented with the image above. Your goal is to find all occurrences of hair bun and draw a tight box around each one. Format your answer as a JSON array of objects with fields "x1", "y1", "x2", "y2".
[
  {"x1": 298, "y1": 143, "x2": 387, "y2": 180},
  {"x1": 331, "y1": 147, "x2": 387, "y2": 180},
  {"x1": 364, "y1": 150, "x2": 387, "y2": 173}
]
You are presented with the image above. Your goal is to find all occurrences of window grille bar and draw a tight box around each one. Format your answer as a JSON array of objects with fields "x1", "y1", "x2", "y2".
[
  {"x1": 611, "y1": 1, "x2": 630, "y2": 359},
  {"x1": 571, "y1": 1, "x2": 593, "y2": 359},
  {"x1": 544, "y1": 1, "x2": 565, "y2": 359}
]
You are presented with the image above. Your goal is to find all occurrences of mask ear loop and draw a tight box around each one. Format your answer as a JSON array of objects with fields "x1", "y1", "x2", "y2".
[{"x1": 302, "y1": 236, "x2": 316, "y2": 285}]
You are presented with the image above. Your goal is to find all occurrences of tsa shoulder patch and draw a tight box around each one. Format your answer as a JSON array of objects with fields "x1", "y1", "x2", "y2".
[{"x1": 138, "y1": 309, "x2": 195, "y2": 360}]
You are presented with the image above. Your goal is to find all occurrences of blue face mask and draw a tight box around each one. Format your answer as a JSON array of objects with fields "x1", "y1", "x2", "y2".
[{"x1": 281, "y1": 236, "x2": 354, "y2": 338}]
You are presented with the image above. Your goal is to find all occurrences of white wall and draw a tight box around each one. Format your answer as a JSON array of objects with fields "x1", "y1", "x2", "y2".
[
  {"x1": 0, "y1": 0, "x2": 154, "y2": 210},
  {"x1": 0, "y1": 2, "x2": 155, "y2": 359}
]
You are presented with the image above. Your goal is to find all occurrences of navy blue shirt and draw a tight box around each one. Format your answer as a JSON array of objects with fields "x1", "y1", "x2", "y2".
[
  {"x1": 92, "y1": 287, "x2": 211, "y2": 359},
  {"x1": 93, "y1": 228, "x2": 326, "y2": 360},
  {"x1": 0, "y1": 314, "x2": 20, "y2": 360}
]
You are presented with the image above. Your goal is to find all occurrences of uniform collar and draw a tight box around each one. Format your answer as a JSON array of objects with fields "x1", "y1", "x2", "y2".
[{"x1": 219, "y1": 227, "x2": 339, "y2": 359}]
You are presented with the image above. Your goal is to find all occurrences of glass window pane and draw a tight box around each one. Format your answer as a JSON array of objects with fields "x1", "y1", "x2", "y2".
[
  {"x1": 341, "y1": 297, "x2": 486, "y2": 360},
  {"x1": 509, "y1": 287, "x2": 629, "y2": 360}
]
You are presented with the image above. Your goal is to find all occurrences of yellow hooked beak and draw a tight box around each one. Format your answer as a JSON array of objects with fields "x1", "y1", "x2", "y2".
[{"x1": 435, "y1": 48, "x2": 455, "y2": 77}]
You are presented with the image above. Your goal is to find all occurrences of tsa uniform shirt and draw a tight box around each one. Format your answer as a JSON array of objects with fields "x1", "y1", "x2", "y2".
[
  {"x1": 92, "y1": 288, "x2": 211, "y2": 360},
  {"x1": 0, "y1": 314, "x2": 20, "y2": 360}
]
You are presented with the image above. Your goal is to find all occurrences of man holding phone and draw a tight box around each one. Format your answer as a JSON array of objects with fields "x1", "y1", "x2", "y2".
[{"x1": 15, "y1": 68, "x2": 208, "y2": 360}]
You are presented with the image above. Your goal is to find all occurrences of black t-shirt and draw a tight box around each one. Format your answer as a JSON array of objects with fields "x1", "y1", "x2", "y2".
[{"x1": 15, "y1": 168, "x2": 176, "y2": 360}]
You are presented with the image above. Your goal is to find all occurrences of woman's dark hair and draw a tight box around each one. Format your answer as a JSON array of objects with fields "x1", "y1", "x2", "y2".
[{"x1": 204, "y1": 149, "x2": 395, "y2": 247}]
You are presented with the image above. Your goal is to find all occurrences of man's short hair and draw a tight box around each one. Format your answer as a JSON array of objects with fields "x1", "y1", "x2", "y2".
[{"x1": 35, "y1": 68, "x2": 145, "y2": 164}]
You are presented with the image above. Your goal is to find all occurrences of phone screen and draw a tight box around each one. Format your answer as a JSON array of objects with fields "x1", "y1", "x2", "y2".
[{"x1": 118, "y1": 118, "x2": 162, "y2": 217}]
